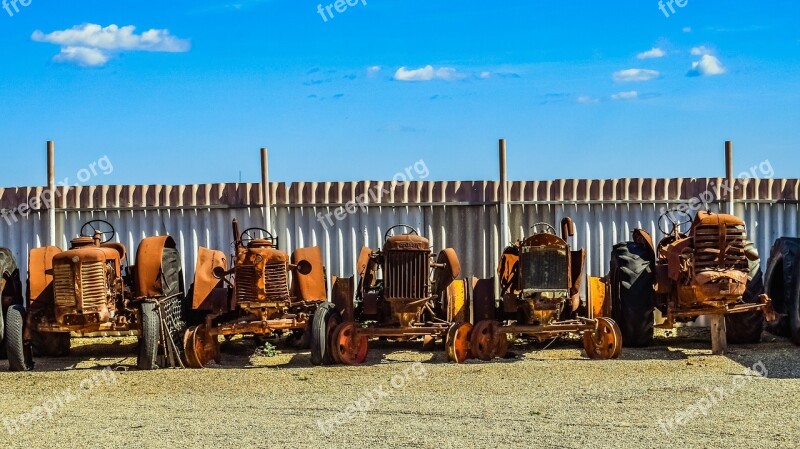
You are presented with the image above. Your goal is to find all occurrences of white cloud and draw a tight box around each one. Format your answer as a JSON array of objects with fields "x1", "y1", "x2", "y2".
[
  {"x1": 393, "y1": 65, "x2": 466, "y2": 81},
  {"x1": 611, "y1": 91, "x2": 639, "y2": 100},
  {"x1": 53, "y1": 46, "x2": 109, "y2": 67},
  {"x1": 637, "y1": 47, "x2": 665, "y2": 59},
  {"x1": 32, "y1": 24, "x2": 190, "y2": 66},
  {"x1": 613, "y1": 68, "x2": 660, "y2": 82},
  {"x1": 687, "y1": 54, "x2": 726, "y2": 77},
  {"x1": 577, "y1": 95, "x2": 599, "y2": 104},
  {"x1": 479, "y1": 71, "x2": 491, "y2": 79},
  {"x1": 683, "y1": 27, "x2": 692, "y2": 33},
  {"x1": 691, "y1": 46, "x2": 713, "y2": 56},
  {"x1": 367, "y1": 65, "x2": 381, "y2": 76}
]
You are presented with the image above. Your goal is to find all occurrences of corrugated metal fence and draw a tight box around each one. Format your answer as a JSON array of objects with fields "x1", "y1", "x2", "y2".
[{"x1": 1, "y1": 178, "x2": 798, "y2": 300}]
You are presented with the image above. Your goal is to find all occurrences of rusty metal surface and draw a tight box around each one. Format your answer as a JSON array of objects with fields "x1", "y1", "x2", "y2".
[
  {"x1": 290, "y1": 246, "x2": 326, "y2": 302},
  {"x1": 135, "y1": 235, "x2": 177, "y2": 298},
  {"x1": 192, "y1": 247, "x2": 227, "y2": 310}
]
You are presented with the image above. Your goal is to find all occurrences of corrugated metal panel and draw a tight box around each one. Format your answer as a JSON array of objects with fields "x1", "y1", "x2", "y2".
[{"x1": 1, "y1": 179, "x2": 798, "y2": 301}]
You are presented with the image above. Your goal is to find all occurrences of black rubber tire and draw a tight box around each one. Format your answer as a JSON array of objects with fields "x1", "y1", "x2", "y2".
[
  {"x1": 311, "y1": 302, "x2": 341, "y2": 366},
  {"x1": 0, "y1": 306, "x2": 6, "y2": 360},
  {"x1": 5, "y1": 305, "x2": 33, "y2": 371},
  {"x1": 610, "y1": 242, "x2": 655, "y2": 348},
  {"x1": 764, "y1": 238, "x2": 800, "y2": 344},
  {"x1": 31, "y1": 332, "x2": 71, "y2": 357},
  {"x1": 137, "y1": 303, "x2": 161, "y2": 370},
  {"x1": 725, "y1": 241, "x2": 765, "y2": 344}
]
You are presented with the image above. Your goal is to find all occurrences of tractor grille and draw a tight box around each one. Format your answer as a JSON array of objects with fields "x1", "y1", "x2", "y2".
[
  {"x1": 54, "y1": 261, "x2": 107, "y2": 310},
  {"x1": 520, "y1": 247, "x2": 569, "y2": 292},
  {"x1": 384, "y1": 250, "x2": 429, "y2": 301},
  {"x1": 235, "y1": 265, "x2": 259, "y2": 302},
  {"x1": 264, "y1": 262, "x2": 290, "y2": 302},
  {"x1": 693, "y1": 224, "x2": 748, "y2": 271},
  {"x1": 236, "y1": 263, "x2": 290, "y2": 303},
  {"x1": 54, "y1": 264, "x2": 76, "y2": 308}
]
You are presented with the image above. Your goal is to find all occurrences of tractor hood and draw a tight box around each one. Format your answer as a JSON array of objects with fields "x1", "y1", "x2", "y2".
[{"x1": 384, "y1": 235, "x2": 429, "y2": 251}]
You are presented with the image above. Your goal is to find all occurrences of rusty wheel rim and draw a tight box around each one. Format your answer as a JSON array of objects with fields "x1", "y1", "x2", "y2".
[
  {"x1": 470, "y1": 320, "x2": 499, "y2": 361},
  {"x1": 333, "y1": 322, "x2": 368, "y2": 365},
  {"x1": 326, "y1": 314, "x2": 343, "y2": 365},
  {"x1": 583, "y1": 318, "x2": 621, "y2": 360},
  {"x1": 446, "y1": 322, "x2": 472, "y2": 363},
  {"x1": 188, "y1": 325, "x2": 219, "y2": 368},
  {"x1": 184, "y1": 327, "x2": 202, "y2": 369}
]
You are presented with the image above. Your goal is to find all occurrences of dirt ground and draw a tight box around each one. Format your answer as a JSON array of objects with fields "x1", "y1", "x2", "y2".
[{"x1": 1, "y1": 328, "x2": 798, "y2": 449}]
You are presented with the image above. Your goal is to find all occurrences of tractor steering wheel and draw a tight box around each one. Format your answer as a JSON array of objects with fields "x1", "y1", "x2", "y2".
[
  {"x1": 80, "y1": 220, "x2": 116, "y2": 244},
  {"x1": 530, "y1": 223, "x2": 557, "y2": 235},
  {"x1": 658, "y1": 210, "x2": 693, "y2": 236},
  {"x1": 384, "y1": 225, "x2": 419, "y2": 242},
  {"x1": 240, "y1": 227, "x2": 277, "y2": 247}
]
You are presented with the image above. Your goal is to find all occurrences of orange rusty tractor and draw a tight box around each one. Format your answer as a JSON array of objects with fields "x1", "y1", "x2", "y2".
[
  {"x1": 1, "y1": 248, "x2": 30, "y2": 371},
  {"x1": 598, "y1": 210, "x2": 772, "y2": 353},
  {"x1": 468, "y1": 218, "x2": 622, "y2": 361},
  {"x1": 184, "y1": 219, "x2": 329, "y2": 368},
  {"x1": 324, "y1": 225, "x2": 468, "y2": 365},
  {"x1": 21, "y1": 220, "x2": 187, "y2": 370}
]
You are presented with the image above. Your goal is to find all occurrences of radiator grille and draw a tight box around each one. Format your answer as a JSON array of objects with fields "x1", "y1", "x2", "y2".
[
  {"x1": 264, "y1": 262, "x2": 290, "y2": 302},
  {"x1": 54, "y1": 261, "x2": 107, "y2": 310},
  {"x1": 80, "y1": 262, "x2": 107, "y2": 310},
  {"x1": 235, "y1": 265, "x2": 259, "y2": 303},
  {"x1": 54, "y1": 264, "x2": 76, "y2": 308},
  {"x1": 384, "y1": 250, "x2": 429, "y2": 301},
  {"x1": 693, "y1": 225, "x2": 747, "y2": 271},
  {"x1": 520, "y1": 247, "x2": 569, "y2": 291},
  {"x1": 236, "y1": 263, "x2": 290, "y2": 303}
]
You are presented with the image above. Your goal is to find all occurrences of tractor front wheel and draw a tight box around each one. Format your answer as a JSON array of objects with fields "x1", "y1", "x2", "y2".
[
  {"x1": 583, "y1": 317, "x2": 622, "y2": 360},
  {"x1": 470, "y1": 320, "x2": 507, "y2": 361},
  {"x1": 138, "y1": 302, "x2": 161, "y2": 370},
  {"x1": 311, "y1": 302, "x2": 341, "y2": 366},
  {"x1": 332, "y1": 322, "x2": 368, "y2": 365},
  {"x1": 5, "y1": 305, "x2": 33, "y2": 371},
  {"x1": 445, "y1": 322, "x2": 473, "y2": 364}
]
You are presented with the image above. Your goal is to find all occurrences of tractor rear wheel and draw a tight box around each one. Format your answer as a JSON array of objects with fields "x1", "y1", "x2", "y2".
[
  {"x1": 726, "y1": 241, "x2": 765, "y2": 344},
  {"x1": 610, "y1": 242, "x2": 655, "y2": 347},
  {"x1": 5, "y1": 305, "x2": 32, "y2": 371},
  {"x1": 764, "y1": 238, "x2": 800, "y2": 344},
  {"x1": 137, "y1": 302, "x2": 161, "y2": 370},
  {"x1": 311, "y1": 302, "x2": 341, "y2": 366},
  {"x1": 31, "y1": 331, "x2": 71, "y2": 357}
]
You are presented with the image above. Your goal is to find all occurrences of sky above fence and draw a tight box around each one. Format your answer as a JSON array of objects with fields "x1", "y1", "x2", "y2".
[{"x1": 0, "y1": 0, "x2": 798, "y2": 186}]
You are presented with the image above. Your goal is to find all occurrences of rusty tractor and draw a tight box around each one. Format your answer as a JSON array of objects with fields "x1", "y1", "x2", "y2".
[
  {"x1": 324, "y1": 225, "x2": 468, "y2": 365},
  {"x1": 1, "y1": 248, "x2": 30, "y2": 371},
  {"x1": 185, "y1": 219, "x2": 329, "y2": 368},
  {"x1": 596, "y1": 210, "x2": 772, "y2": 354},
  {"x1": 468, "y1": 218, "x2": 622, "y2": 361},
  {"x1": 22, "y1": 220, "x2": 187, "y2": 370}
]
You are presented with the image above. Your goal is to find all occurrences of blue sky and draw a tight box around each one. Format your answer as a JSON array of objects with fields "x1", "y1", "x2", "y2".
[{"x1": 0, "y1": 0, "x2": 798, "y2": 186}]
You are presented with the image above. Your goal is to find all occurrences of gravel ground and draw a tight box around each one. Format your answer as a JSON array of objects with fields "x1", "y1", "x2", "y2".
[{"x1": 1, "y1": 328, "x2": 798, "y2": 449}]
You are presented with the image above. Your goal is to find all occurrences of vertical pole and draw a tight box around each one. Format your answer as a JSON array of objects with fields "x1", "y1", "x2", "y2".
[
  {"x1": 499, "y1": 139, "x2": 510, "y2": 247},
  {"x1": 261, "y1": 147, "x2": 271, "y2": 234},
  {"x1": 47, "y1": 141, "x2": 56, "y2": 247},
  {"x1": 725, "y1": 141, "x2": 735, "y2": 215}
]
